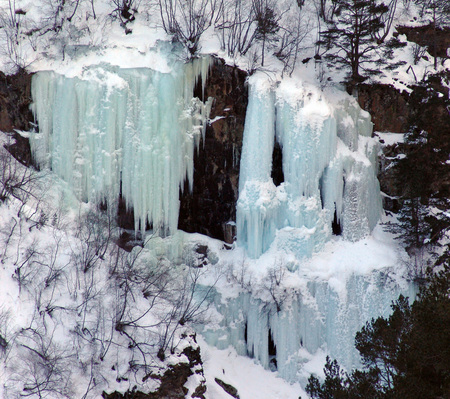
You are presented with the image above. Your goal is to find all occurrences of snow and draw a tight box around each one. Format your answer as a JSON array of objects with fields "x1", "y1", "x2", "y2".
[
  {"x1": 0, "y1": 0, "x2": 432, "y2": 396},
  {"x1": 199, "y1": 336, "x2": 307, "y2": 399},
  {"x1": 375, "y1": 132, "x2": 405, "y2": 146}
]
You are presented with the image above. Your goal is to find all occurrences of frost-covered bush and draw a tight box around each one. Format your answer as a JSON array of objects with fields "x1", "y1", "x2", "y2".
[{"x1": 0, "y1": 153, "x2": 217, "y2": 397}]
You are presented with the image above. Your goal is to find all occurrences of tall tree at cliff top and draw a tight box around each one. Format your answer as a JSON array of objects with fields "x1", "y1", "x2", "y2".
[{"x1": 318, "y1": 0, "x2": 390, "y2": 93}]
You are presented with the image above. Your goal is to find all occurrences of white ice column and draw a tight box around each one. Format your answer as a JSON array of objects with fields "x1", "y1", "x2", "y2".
[{"x1": 236, "y1": 82, "x2": 278, "y2": 257}]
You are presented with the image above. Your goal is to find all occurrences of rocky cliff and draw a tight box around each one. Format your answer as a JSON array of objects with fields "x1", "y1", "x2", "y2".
[{"x1": 178, "y1": 59, "x2": 248, "y2": 243}]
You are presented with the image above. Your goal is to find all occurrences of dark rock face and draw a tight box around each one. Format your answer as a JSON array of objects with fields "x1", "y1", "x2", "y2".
[
  {"x1": 102, "y1": 340, "x2": 206, "y2": 399},
  {"x1": 0, "y1": 70, "x2": 35, "y2": 168},
  {"x1": 358, "y1": 23, "x2": 450, "y2": 134},
  {"x1": 357, "y1": 83, "x2": 410, "y2": 133},
  {"x1": 377, "y1": 140, "x2": 403, "y2": 212},
  {"x1": 397, "y1": 24, "x2": 450, "y2": 60},
  {"x1": 0, "y1": 70, "x2": 33, "y2": 132},
  {"x1": 271, "y1": 141, "x2": 284, "y2": 187},
  {"x1": 364, "y1": 71, "x2": 450, "y2": 211},
  {"x1": 358, "y1": 71, "x2": 450, "y2": 134},
  {"x1": 3, "y1": 130, "x2": 34, "y2": 167},
  {"x1": 178, "y1": 59, "x2": 248, "y2": 243}
]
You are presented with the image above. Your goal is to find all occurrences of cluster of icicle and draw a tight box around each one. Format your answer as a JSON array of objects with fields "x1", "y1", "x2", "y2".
[
  {"x1": 31, "y1": 58, "x2": 212, "y2": 236},
  {"x1": 31, "y1": 58, "x2": 381, "y2": 259}
]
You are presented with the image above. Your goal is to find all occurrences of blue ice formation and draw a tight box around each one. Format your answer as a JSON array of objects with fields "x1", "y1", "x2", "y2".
[
  {"x1": 30, "y1": 58, "x2": 212, "y2": 236},
  {"x1": 237, "y1": 77, "x2": 383, "y2": 258},
  {"x1": 203, "y1": 272, "x2": 415, "y2": 383}
]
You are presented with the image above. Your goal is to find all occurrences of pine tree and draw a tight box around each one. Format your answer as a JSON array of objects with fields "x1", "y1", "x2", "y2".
[
  {"x1": 253, "y1": 0, "x2": 280, "y2": 66},
  {"x1": 318, "y1": 0, "x2": 390, "y2": 92},
  {"x1": 388, "y1": 73, "x2": 450, "y2": 258}
]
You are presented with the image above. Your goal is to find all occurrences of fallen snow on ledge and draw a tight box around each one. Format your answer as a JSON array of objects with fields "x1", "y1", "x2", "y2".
[{"x1": 198, "y1": 336, "x2": 308, "y2": 399}]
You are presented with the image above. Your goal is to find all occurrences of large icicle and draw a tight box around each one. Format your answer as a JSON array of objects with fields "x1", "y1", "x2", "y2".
[
  {"x1": 236, "y1": 82, "x2": 278, "y2": 257},
  {"x1": 30, "y1": 58, "x2": 212, "y2": 236},
  {"x1": 236, "y1": 76, "x2": 383, "y2": 258}
]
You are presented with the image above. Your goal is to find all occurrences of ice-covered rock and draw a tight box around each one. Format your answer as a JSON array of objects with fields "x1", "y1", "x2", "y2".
[{"x1": 202, "y1": 271, "x2": 415, "y2": 383}]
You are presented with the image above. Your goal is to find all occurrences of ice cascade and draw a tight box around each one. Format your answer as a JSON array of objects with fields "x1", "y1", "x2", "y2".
[
  {"x1": 237, "y1": 78, "x2": 383, "y2": 258},
  {"x1": 30, "y1": 58, "x2": 212, "y2": 235},
  {"x1": 203, "y1": 273, "x2": 415, "y2": 383}
]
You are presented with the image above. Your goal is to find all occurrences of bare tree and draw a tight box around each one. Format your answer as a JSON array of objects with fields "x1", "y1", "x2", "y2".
[
  {"x1": 156, "y1": 264, "x2": 217, "y2": 358},
  {"x1": 109, "y1": 0, "x2": 140, "y2": 33},
  {"x1": 0, "y1": 308, "x2": 11, "y2": 357},
  {"x1": 275, "y1": 7, "x2": 312, "y2": 76},
  {"x1": 71, "y1": 206, "x2": 116, "y2": 273},
  {"x1": 315, "y1": 0, "x2": 339, "y2": 22},
  {"x1": 373, "y1": 0, "x2": 399, "y2": 44},
  {"x1": 252, "y1": 0, "x2": 281, "y2": 66},
  {"x1": 216, "y1": 0, "x2": 257, "y2": 57},
  {"x1": 0, "y1": 140, "x2": 41, "y2": 210},
  {"x1": 227, "y1": 259, "x2": 253, "y2": 291},
  {"x1": 0, "y1": 0, "x2": 33, "y2": 72},
  {"x1": 159, "y1": 0, "x2": 219, "y2": 56},
  {"x1": 262, "y1": 262, "x2": 289, "y2": 313},
  {"x1": 8, "y1": 322, "x2": 74, "y2": 398},
  {"x1": 12, "y1": 237, "x2": 41, "y2": 293}
]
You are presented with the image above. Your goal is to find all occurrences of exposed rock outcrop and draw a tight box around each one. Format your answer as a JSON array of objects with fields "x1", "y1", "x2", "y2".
[
  {"x1": 0, "y1": 70, "x2": 33, "y2": 132},
  {"x1": 0, "y1": 70, "x2": 34, "y2": 167},
  {"x1": 358, "y1": 83, "x2": 410, "y2": 133},
  {"x1": 178, "y1": 59, "x2": 248, "y2": 243},
  {"x1": 214, "y1": 378, "x2": 240, "y2": 399},
  {"x1": 102, "y1": 339, "x2": 206, "y2": 399},
  {"x1": 397, "y1": 24, "x2": 450, "y2": 61}
]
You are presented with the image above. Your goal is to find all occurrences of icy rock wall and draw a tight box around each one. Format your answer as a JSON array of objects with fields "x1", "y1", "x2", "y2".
[
  {"x1": 30, "y1": 58, "x2": 212, "y2": 235},
  {"x1": 237, "y1": 78, "x2": 383, "y2": 258},
  {"x1": 203, "y1": 274, "x2": 415, "y2": 383}
]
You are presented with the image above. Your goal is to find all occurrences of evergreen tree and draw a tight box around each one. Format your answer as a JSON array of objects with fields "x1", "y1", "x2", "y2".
[
  {"x1": 253, "y1": 0, "x2": 280, "y2": 66},
  {"x1": 318, "y1": 0, "x2": 390, "y2": 92},
  {"x1": 388, "y1": 73, "x2": 450, "y2": 260}
]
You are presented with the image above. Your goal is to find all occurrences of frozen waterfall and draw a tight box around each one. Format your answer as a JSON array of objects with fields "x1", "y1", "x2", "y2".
[
  {"x1": 30, "y1": 58, "x2": 212, "y2": 236},
  {"x1": 31, "y1": 60, "x2": 381, "y2": 255},
  {"x1": 29, "y1": 58, "x2": 410, "y2": 386},
  {"x1": 237, "y1": 77, "x2": 383, "y2": 258},
  {"x1": 202, "y1": 272, "x2": 415, "y2": 383}
]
